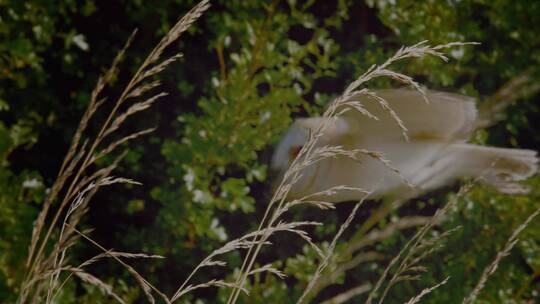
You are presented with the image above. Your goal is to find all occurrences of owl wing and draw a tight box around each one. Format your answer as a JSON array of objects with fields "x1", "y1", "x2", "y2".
[{"x1": 343, "y1": 89, "x2": 478, "y2": 142}]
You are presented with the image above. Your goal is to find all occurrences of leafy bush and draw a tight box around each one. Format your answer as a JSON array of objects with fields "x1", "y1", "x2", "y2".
[{"x1": 1, "y1": 0, "x2": 539, "y2": 303}]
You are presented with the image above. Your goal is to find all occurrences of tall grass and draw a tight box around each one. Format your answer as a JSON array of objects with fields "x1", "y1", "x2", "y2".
[{"x1": 18, "y1": 1, "x2": 211, "y2": 303}]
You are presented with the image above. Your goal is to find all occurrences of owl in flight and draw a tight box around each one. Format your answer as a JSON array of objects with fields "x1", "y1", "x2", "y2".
[{"x1": 271, "y1": 89, "x2": 538, "y2": 202}]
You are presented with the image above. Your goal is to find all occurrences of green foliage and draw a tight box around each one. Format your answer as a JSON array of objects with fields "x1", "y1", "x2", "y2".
[
  {"x1": 413, "y1": 177, "x2": 540, "y2": 303},
  {"x1": 365, "y1": 1, "x2": 540, "y2": 302},
  {"x1": 0, "y1": 1, "x2": 96, "y2": 300},
  {"x1": 0, "y1": 120, "x2": 44, "y2": 300},
  {"x1": 154, "y1": 0, "x2": 340, "y2": 244},
  {"x1": 1, "y1": 0, "x2": 539, "y2": 303}
]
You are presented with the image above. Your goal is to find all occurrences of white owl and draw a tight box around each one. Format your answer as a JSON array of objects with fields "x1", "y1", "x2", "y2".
[{"x1": 271, "y1": 89, "x2": 538, "y2": 202}]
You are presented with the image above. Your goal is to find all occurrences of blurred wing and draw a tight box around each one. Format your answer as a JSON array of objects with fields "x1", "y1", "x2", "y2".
[
  {"x1": 295, "y1": 117, "x2": 357, "y2": 142},
  {"x1": 343, "y1": 89, "x2": 478, "y2": 142}
]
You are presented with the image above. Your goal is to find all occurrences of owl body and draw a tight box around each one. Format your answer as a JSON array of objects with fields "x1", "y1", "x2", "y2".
[{"x1": 272, "y1": 89, "x2": 538, "y2": 202}]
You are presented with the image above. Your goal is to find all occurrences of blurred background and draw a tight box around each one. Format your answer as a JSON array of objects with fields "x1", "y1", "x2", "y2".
[{"x1": 1, "y1": 0, "x2": 540, "y2": 302}]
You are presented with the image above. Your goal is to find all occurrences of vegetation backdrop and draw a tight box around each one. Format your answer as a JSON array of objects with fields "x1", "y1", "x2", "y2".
[{"x1": 1, "y1": 0, "x2": 539, "y2": 303}]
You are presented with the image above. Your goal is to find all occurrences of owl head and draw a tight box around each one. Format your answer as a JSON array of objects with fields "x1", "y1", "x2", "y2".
[
  {"x1": 270, "y1": 119, "x2": 314, "y2": 198},
  {"x1": 271, "y1": 122, "x2": 308, "y2": 172},
  {"x1": 271, "y1": 117, "x2": 350, "y2": 198},
  {"x1": 271, "y1": 117, "x2": 354, "y2": 171}
]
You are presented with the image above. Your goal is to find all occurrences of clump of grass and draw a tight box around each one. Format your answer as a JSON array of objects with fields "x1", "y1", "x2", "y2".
[
  {"x1": 365, "y1": 183, "x2": 474, "y2": 304},
  {"x1": 18, "y1": 1, "x2": 210, "y2": 303},
  {"x1": 463, "y1": 206, "x2": 540, "y2": 304}
]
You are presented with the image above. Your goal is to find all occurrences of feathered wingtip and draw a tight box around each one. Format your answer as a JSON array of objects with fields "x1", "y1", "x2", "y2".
[{"x1": 486, "y1": 148, "x2": 538, "y2": 194}]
